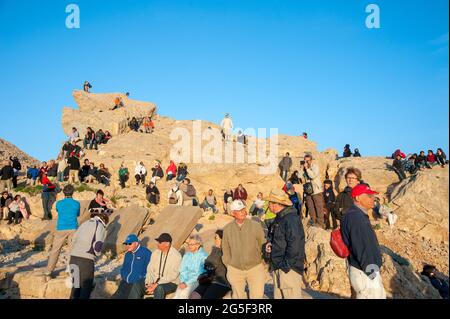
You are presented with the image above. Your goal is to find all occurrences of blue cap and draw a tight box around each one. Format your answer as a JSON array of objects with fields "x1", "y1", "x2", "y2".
[{"x1": 123, "y1": 234, "x2": 139, "y2": 244}]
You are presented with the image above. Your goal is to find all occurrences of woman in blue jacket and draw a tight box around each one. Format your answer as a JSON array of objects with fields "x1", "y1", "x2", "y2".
[{"x1": 173, "y1": 235, "x2": 208, "y2": 299}]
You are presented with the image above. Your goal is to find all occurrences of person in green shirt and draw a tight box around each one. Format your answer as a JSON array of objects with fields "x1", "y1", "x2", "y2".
[{"x1": 118, "y1": 163, "x2": 129, "y2": 189}]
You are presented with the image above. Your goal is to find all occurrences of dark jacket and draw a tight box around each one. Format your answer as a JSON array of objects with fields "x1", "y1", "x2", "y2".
[
  {"x1": 417, "y1": 155, "x2": 427, "y2": 164},
  {"x1": 278, "y1": 156, "x2": 293, "y2": 171},
  {"x1": 151, "y1": 166, "x2": 164, "y2": 178},
  {"x1": 224, "y1": 191, "x2": 233, "y2": 204},
  {"x1": 323, "y1": 188, "x2": 336, "y2": 211},
  {"x1": 0, "y1": 165, "x2": 14, "y2": 180},
  {"x1": 204, "y1": 246, "x2": 230, "y2": 287},
  {"x1": 67, "y1": 157, "x2": 80, "y2": 170},
  {"x1": 333, "y1": 186, "x2": 354, "y2": 220},
  {"x1": 120, "y1": 245, "x2": 152, "y2": 284},
  {"x1": 47, "y1": 164, "x2": 58, "y2": 177},
  {"x1": 1, "y1": 195, "x2": 12, "y2": 208},
  {"x1": 10, "y1": 157, "x2": 21, "y2": 171},
  {"x1": 269, "y1": 206, "x2": 305, "y2": 274},
  {"x1": 341, "y1": 205, "x2": 382, "y2": 276},
  {"x1": 393, "y1": 158, "x2": 404, "y2": 171}
]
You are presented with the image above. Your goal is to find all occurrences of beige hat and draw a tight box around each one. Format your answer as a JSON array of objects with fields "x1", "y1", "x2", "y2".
[{"x1": 264, "y1": 189, "x2": 293, "y2": 207}]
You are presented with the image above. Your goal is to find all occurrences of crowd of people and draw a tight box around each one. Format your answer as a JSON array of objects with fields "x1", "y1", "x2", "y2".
[
  {"x1": 1, "y1": 101, "x2": 448, "y2": 299},
  {"x1": 391, "y1": 148, "x2": 448, "y2": 181}
]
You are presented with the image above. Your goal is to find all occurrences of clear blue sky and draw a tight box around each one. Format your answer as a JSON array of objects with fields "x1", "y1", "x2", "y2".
[{"x1": 0, "y1": 0, "x2": 448, "y2": 161}]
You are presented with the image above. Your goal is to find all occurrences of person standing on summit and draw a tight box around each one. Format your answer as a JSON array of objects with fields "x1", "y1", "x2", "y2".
[{"x1": 220, "y1": 113, "x2": 234, "y2": 141}]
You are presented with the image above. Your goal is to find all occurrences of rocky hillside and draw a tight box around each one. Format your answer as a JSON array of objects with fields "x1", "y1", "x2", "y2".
[
  {"x1": 0, "y1": 138, "x2": 41, "y2": 169},
  {"x1": 1, "y1": 91, "x2": 448, "y2": 299}
]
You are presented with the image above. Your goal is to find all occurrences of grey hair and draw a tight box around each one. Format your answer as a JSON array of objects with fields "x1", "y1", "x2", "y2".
[{"x1": 188, "y1": 234, "x2": 203, "y2": 246}]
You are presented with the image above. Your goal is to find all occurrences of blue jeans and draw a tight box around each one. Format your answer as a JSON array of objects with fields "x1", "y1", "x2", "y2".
[{"x1": 57, "y1": 172, "x2": 65, "y2": 182}]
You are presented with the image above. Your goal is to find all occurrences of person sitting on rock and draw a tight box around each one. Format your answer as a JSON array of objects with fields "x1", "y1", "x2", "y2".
[
  {"x1": 223, "y1": 189, "x2": 234, "y2": 213},
  {"x1": 45, "y1": 184, "x2": 80, "y2": 277},
  {"x1": 26, "y1": 165, "x2": 40, "y2": 186},
  {"x1": 427, "y1": 150, "x2": 438, "y2": 167},
  {"x1": 421, "y1": 265, "x2": 449, "y2": 299},
  {"x1": 83, "y1": 81, "x2": 92, "y2": 93},
  {"x1": 180, "y1": 178, "x2": 198, "y2": 206},
  {"x1": 129, "y1": 117, "x2": 140, "y2": 132},
  {"x1": 144, "y1": 233, "x2": 182, "y2": 299},
  {"x1": 89, "y1": 189, "x2": 111, "y2": 210},
  {"x1": 85, "y1": 162, "x2": 97, "y2": 183},
  {"x1": 173, "y1": 235, "x2": 208, "y2": 299},
  {"x1": 111, "y1": 96, "x2": 124, "y2": 110},
  {"x1": 69, "y1": 208, "x2": 111, "y2": 299},
  {"x1": 190, "y1": 230, "x2": 231, "y2": 299},
  {"x1": 166, "y1": 160, "x2": 177, "y2": 181},
  {"x1": 96, "y1": 163, "x2": 110, "y2": 186},
  {"x1": 168, "y1": 184, "x2": 183, "y2": 205},
  {"x1": 146, "y1": 182, "x2": 160, "y2": 205},
  {"x1": 353, "y1": 148, "x2": 361, "y2": 157},
  {"x1": 233, "y1": 184, "x2": 248, "y2": 204},
  {"x1": 417, "y1": 151, "x2": 430, "y2": 169},
  {"x1": 302, "y1": 132, "x2": 308, "y2": 139},
  {"x1": 1, "y1": 190, "x2": 13, "y2": 221},
  {"x1": 80, "y1": 159, "x2": 91, "y2": 182},
  {"x1": 249, "y1": 192, "x2": 265, "y2": 218},
  {"x1": 7, "y1": 194, "x2": 29, "y2": 225},
  {"x1": 393, "y1": 153, "x2": 407, "y2": 181},
  {"x1": 343, "y1": 144, "x2": 352, "y2": 158},
  {"x1": 323, "y1": 179, "x2": 337, "y2": 230},
  {"x1": 83, "y1": 127, "x2": 98, "y2": 150},
  {"x1": 69, "y1": 127, "x2": 81, "y2": 144},
  {"x1": 118, "y1": 163, "x2": 129, "y2": 189},
  {"x1": 176, "y1": 162, "x2": 188, "y2": 182},
  {"x1": 143, "y1": 117, "x2": 155, "y2": 134},
  {"x1": 95, "y1": 129, "x2": 106, "y2": 145},
  {"x1": 113, "y1": 234, "x2": 152, "y2": 299},
  {"x1": 151, "y1": 161, "x2": 164, "y2": 184},
  {"x1": 436, "y1": 148, "x2": 447, "y2": 167},
  {"x1": 200, "y1": 189, "x2": 219, "y2": 213},
  {"x1": 104, "y1": 130, "x2": 112, "y2": 143},
  {"x1": 67, "y1": 140, "x2": 83, "y2": 159},
  {"x1": 135, "y1": 161, "x2": 147, "y2": 186}
]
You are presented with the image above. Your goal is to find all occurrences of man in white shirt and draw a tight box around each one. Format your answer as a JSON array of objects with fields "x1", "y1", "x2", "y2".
[{"x1": 220, "y1": 113, "x2": 234, "y2": 141}]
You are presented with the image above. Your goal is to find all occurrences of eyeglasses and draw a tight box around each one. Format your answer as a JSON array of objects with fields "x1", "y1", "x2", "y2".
[{"x1": 125, "y1": 243, "x2": 133, "y2": 246}]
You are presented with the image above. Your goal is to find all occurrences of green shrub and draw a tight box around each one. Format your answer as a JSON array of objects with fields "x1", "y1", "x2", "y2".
[
  {"x1": 74, "y1": 184, "x2": 96, "y2": 193},
  {"x1": 208, "y1": 215, "x2": 216, "y2": 221},
  {"x1": 15, "y1": 185, "x2": 43, "y2": 196}
]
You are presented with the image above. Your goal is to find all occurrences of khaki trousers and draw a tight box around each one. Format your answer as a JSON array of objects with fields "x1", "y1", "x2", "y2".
[
  {"x1": 273, "y1": 269, "x2": 303, "y2": 299},
  {"x1": 226, "y1": 263, "x2": 266, "y2": 299},
  {"x1": 69, "y1": 170, "x2": 79, "y2": 183},
  {"x1": 47, "y1": 230, "x2": 76, "y2": 273},
  {"x1": 0, "y1": 179, "x2": 13, "y2": 192},
  {"x1": 1, "y1": 207, "x2": 9, "y2": 220}
]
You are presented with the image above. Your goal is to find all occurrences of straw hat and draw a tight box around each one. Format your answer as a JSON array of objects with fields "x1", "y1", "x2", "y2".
[{"x1": 264, "y1": 189, "x2": 293, "y2": 207}]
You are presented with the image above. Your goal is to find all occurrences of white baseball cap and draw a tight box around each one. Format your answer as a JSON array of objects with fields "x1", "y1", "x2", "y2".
[{"x1": 230, "y1": 200, "x2": 245, "y2": 211}]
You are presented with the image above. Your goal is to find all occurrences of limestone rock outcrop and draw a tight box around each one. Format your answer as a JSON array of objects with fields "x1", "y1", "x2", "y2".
[{"x1": 62, "y1": 90, "x2": 156, "y2": 136}]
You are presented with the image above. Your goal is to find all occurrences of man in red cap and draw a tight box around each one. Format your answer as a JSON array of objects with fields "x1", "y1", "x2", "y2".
[{"x1": 340, "y1": 184, "x2": 386, "y2": 299}]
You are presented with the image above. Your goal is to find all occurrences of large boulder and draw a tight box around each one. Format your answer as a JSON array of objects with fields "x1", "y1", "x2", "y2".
[
  {"x1": 62, "y1": 90, "x2": 157, "y2": 136},
  {"x1": 139, "y1": 205, "x2": 203, "y2": 251},
  {"x1": 388, "y1": 167, "x2": 449, "y2": 243},
  {"x1": 103, "y1": 205, "x2": 150, "y2": 256}
]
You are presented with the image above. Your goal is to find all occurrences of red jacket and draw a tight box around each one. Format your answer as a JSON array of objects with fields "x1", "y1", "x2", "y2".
[
  {"x1": 166, "y1": 162, "x2": 177, "y2": 175},
  {"x1": 233, "y1": 187, "x2": 248, "y2": 201},
  {"x1": 427, "y1": 154, "x2": 436, "y2": 163}
]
